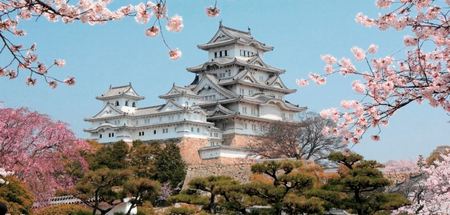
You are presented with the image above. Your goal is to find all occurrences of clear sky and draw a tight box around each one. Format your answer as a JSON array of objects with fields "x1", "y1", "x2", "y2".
[{"x1": 0, "y1": 0, "x2": 448, "y2": 162}]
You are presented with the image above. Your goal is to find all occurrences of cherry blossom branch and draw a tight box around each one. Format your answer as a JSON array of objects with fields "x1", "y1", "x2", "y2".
[
  {"x1": 0, "y1": 0, "x2": 222, "y2": 88},
  {"x1": 297, "y1": 0, "x2": 450, "y2": 144}
]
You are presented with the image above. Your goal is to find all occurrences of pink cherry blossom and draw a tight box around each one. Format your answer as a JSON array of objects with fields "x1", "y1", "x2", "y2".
[
  {"x1": 371, "y1": 135, "x2": 380, "y2": 141},
  {"x1": 48, "y1": 81, "x2": 58, "y2": 89},
  {"x1": 376, "y1": 0, "x2": 392, "y2": 8},
  {"x1": 352, "y1": 80, "x2": 366, "y2": 94},
  {"x1": 152, "y1": 3, "x2": 167, "y2": 19},
  {"x1": 320, "y1": 54, "x2": 337, "y2": 65},
  {"x1": 339, "y1": 57, "x2": 356, "y2": 74},
  {"x1": 146, "y1": 26, "x2": 160, "y2": 37},
  {"x1": 54, "y1": 59, "x2": 66, "y2": 67},
  {"x1": 169, "y1": 49, "x2": 182, "y2": 60},
  {"x1": 166, "y1": 15, "x2": 184, "y2": 32},
  {"x1": 320, "y1": 108, "x2": 340, "y2": 122},
  {"x1": 300, "y1": 0, "x2": 449, "y2": 143},
  {"x1": 37, "y1": 63, "x2": 47, "y2": 74},
  {"x1": 206, "y1": 7, "x2": 220, "y2": 17},
  {"x1": 394, "y1": 153, "x2": 450, "y2": 214},
  {"x1": 355, "y1": 12, "x2": 375, "y2": 27},
  {"x1": 403, "y1": 35, "x2": 418, "y2": 46},
  {"x1": 324, "y1": 64, "x2": 334, "y2": 74},
  {"x1": 340, "y1": 100, "x2": 359, "y2": 109},
  {"x1": 296, "y1": 79, "x2": 309, "y2": 87},
  {"x1": 351, "y1": 46, "x2": 366, "y2": 61},
  {"x1": 309, "y1": 73, "x2": 326, "y2": 85},
  {"x1": 26, "y1": 77, "x2": 36, "y2": 86},
  {"x1": 135, "y1": 3, "x2": 151, "y2": 24},
  {"x1": 64, "y1": 77, "x2": 76, "y2": 85},
  {"x1": 0, "y1": 0, "x2": 196, "y2": 86},
  {"x1": 367, "y1": 44, "x2": 378, "y2": 54},
  {"x1": 0, "y1": 107, "x2": 90, "y2": 199}
]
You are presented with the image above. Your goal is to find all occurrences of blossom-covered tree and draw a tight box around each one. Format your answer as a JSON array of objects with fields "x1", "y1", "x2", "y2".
[
  {"x1": 0, "y1": 0, "x2": 220, "y2": 87},
  {"x1": 393, "y1": 153, "x2": 450, "y2": 214},
  {"x1": 298, "y1": 0, "x2": 449, "y2": 143},
  {"x1": 0, "y1": 107, "x2": 90, "y2": 199}
]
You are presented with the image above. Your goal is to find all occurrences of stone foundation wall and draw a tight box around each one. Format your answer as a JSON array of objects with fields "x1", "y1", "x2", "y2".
[
  {"x1": 223, "y1": 134, "x2": 261, "y2": 148},
  {"x1": 178, "y1": 137, "x2": 209, "y2": 165},
  {"x1": 183, "y1": 159, "x2": 256, "y2": 188}
]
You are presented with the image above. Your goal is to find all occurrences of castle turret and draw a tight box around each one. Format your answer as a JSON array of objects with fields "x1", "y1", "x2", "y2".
[{"x1": 95, "y1": 83, "x2": 144, "y2": 113}]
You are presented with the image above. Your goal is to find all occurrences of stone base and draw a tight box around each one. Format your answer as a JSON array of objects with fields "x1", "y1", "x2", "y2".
[
  {"x1": 178, "y1": 137, "x2": 209, "y2": 165},
  {"x1": 223, "y1": 133, "x2": 262, "y2": 148},
  {"x1": 183, "y1": 159, "x2": 256, "y2": 188}
]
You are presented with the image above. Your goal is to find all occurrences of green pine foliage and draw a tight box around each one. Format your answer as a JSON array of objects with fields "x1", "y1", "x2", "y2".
[
  {"x1": 322, "y1": 151, "x2": 410, "y2": 215},
  {"x1": 0, "y1": 176, "x2": 34, "y2": 215},
  {"x1": 155, "y1": 143, "x2": 187, "y2": 189},
  {"x1": 74, "y1": 140, "x2": 187, "y2": 214},
  {"x1": 34, "y1": 204, "x2": 91, "y2": 215}
]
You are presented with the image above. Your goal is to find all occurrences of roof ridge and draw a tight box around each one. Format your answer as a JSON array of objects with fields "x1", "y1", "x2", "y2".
[
  {"x1": 110, "y1": 84, "x2": 131, "y2": 89},
  {"x1": 137, "y1": 104, "x2": 164, "y2": 110},
  {"x1": 221, "y1": 25, "x2": 251, "y2": 35}
]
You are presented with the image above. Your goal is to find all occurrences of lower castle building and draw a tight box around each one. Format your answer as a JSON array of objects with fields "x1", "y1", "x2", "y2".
[{"x1": 85, "y1": 23, "x2": 306, "y2": 164}]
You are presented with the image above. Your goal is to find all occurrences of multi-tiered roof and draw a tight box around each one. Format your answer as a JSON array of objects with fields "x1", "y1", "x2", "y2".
[{"x1": 184, "y1": 23, "x2": 305, "y2": 125}]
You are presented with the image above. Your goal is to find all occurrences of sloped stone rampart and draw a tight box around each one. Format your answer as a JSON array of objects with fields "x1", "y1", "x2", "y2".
[{"x1": 183, "y1": 159, "x2": 255, "y2": 188}]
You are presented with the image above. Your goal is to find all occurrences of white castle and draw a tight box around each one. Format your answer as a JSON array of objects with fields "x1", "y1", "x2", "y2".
[{"x1": 85, "y1": 23, "x2": 306, "y2": 162}]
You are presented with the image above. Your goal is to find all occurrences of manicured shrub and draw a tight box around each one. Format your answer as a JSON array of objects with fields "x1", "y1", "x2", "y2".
[{"x1": 33, "y1": 204, "x2": 91, "y2": 215}]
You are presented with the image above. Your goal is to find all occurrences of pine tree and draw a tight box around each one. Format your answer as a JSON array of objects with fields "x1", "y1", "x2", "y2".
[
  {"x1": 323, "y1": 151, "x2": 409, "y2": 215},
  {"x1": 155, "y1": 143, "x2": 187, "y2": 189}
]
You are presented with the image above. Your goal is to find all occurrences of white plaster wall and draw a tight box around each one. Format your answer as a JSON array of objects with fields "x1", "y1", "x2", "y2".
[
  {"x1": 207, "y1": 45, "x2": 233, "y2": 60},
  {"x1": 260, "y1": 104, "x2": 282, "y2": 120},
  {"x1": 106, "y1": 201, "x2": 137, "y2": 215},
  {"x1": 239, "y1": 103, "x2": 259, "y2": 117},
  {"x1": 199, "y1": 148, "x2": 248, "y2": 159}
]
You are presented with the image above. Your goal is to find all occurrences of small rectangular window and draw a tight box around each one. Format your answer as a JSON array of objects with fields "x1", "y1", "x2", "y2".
[
  {"x1": 224, "y1": 50, "x2": 228, "y2": 56},
  {"x1": 219, "y1": 51, "x2": 222, "y2": 57},
  {"x1": 214, "y1": 52, "x2": 217, "y2": 58},
  {"x1": 99, "y1": 134, "x2": 102, "y2": 138}
]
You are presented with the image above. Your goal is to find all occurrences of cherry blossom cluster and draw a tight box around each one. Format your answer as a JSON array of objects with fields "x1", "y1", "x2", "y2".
[
  {"x1": 0, "y1": 107, "x2": 90, "y2": 200},
  {"x1": 394, "y1": 153, "x2": 450, "y2": 214},
  {"x1": 0, "y1": 0, "x2": 221, "y2": 87},
  {"x1": 298, "y1": 0, "x2": 450, "y2": 143}
]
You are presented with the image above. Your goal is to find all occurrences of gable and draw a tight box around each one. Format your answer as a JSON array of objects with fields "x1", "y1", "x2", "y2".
[
  {"x1": 213, "y1": 31, "x2": 231, "y2": 42},
  {"x1": 248, "y1": 56, "x2": 268, "y2": 68},
  {"x1": 124, "y1": 87, "x2": 143, "y2": 98},
  {"x1": 159, "y1": 100, "x2": 183, "y2": 112},
  {"x1": 208, "y1": 105, "x2": 234, "y2": 117},
  {"x1": 166, "y1": 87, "x2": 181, "y2": 95},
  {"x1": 193, "y1": 76, "x2": 234, "y2": 99},
  {"x1": 268, "y1": 76, "x2": 289, "y2": 89},
  {"x1": 92, "y1": 104, "x2": 123, "y2": 118},
  {"x1": 208, "y1": 29, "x2": 233, "y2": 44}
]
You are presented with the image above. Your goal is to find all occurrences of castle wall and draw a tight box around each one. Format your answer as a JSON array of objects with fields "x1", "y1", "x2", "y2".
[
  {"x1": 183, "y1": 159, "x2": 255, "y2": 188},
  {"x1": 178, "y1": 137, "x2": 210, "y2": 165},
  {"x1": 223, "y1": 133, "x2": 261, "y2": 148}
]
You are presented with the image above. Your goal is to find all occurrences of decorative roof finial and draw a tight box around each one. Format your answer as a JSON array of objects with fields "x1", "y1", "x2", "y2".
[
  {"x1": 248, "y1": 26, "x2": 251, "y2": 34},
  {"x1": 219, "y1": 20, "x2": 223, "y2": 27}
]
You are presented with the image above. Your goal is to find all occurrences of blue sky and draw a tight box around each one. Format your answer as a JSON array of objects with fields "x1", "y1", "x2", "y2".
[{"x1": 0, "y1": 0, "x2": 448, "y2": 162}]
